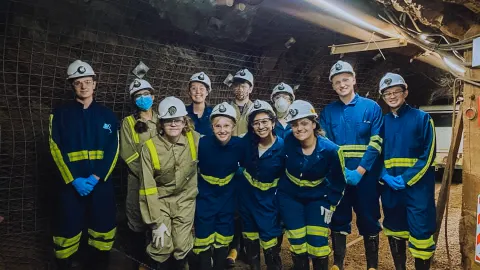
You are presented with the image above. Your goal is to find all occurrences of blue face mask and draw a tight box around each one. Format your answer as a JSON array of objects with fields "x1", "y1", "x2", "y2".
[{"x1": 135, "y1": 95, "x2": 153, "y2": 111}]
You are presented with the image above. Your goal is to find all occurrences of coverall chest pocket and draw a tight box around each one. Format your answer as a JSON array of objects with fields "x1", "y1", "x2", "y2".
[
  {"x1": 156, "y1": 167, "x2": 176, "y2": 186},
  {"x1": 356, "y1": 121, "x2": 371, "y2": 138},
  {"x1": 184, "y1": 160, "x2": 198, "y2": 181}
]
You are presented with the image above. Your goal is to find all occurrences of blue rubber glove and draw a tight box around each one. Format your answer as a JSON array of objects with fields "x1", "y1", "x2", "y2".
[
  {"x1": 382, "y1": 174, "x2": 405, "y2": 190},
  {"x1": 345, "y1": 169, "x2": 363, "y2": 186},
  {"x1": 72, "y1": 177, "x2": 94, "y2": 196},
  {"x1": 85, "y1": 175, "x2": 99, "y2": 188}
]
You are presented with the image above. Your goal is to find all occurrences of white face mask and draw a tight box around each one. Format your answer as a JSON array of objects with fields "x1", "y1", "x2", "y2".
[{"x1": 274, "y1": 97, "x2": 290, "y2": 113}]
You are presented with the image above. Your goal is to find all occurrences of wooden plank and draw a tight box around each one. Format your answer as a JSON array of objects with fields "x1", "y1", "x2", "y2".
[{"x1": 330, "y1": 38, "x2": 407, "y2": 54}]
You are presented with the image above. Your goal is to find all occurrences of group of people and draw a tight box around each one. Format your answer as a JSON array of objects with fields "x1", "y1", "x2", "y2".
[{"x1": 49, "y1": 59, "x2": 436, "y2": 270}]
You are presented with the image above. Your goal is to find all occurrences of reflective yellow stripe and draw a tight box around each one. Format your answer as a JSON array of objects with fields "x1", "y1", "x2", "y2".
[
  {"x1": 193, "y1": 246, "x2": 211, "y2": 254},
  {"x1": 215, "y1": 232, "x2": 234, "y2": 245},
  {"x1": 194, "y1": 233, "x2": 215, "y2": 247},
  {"x1": 88, "y1": 228, "x2": 116, "y2": 240},
  {"x1": 290, "y1": 243, "x2": 307, "y2": 254},
  {"x1": 368, "y1": 141, "x2": 382, "y2": 153},
  {"x1": 213, "y1": 243, "x2": 229, "y2": 248},
  {"x1": 409, "y1": 235, "x2": 435, "y2": 249},
  {"x1": 139, "y1": 187, "x2": 158, "y2": 196},
  {"x1": 201, "y1": 172, "x2": 235, "y2": 186},
  {"x1": 145, "y1": 139, "x2": 160, "y2": 170},
  {"x1": 88, "y1": 238, "x2": 114, "y2": 251},
  {"x1": 286, "y1": 227, "x2": 306, "y2": 239},
  {"x1": 370, "y1": 135, "x2": 383, "y2": 144},
  {"x1": 340, "y1": 145, "x2": 368, "y2": 151},
  {"x1": 243, "y1": 170, "x2": 279, "y2": 191},
  {"x1": 306, "y1": 226, "x2": 329, "y2": 237},
  {"x1": 187, "y1": 131, "x2": 197, "y2": 160},
  {"x1": 243, "y1": 232, "x2": 259, "y2": 240},
  {"x1": 286, "y1": 170, "x2": 324, "y2": 187},
  {"x1": 126, "y1": 116, "x2": 139, "y2": 144},
  {"x1": 104, "y1": 132, "x2": 119, "y2": 181},
  {"x1": 260, "y1": 238, "x2": 278, "y2": 249},
  {"x1": 338, "y1": 149, "x2": 346, "y2": 190},
  {"x1": 383, "y1": 227, "x2": 409, "y2": 239},
  {"x1": 343, "y1": 152, "x2": 365, "y2": 158},
  {"x1": 67, "y1": 150, "x2": 105, "y2": 162},
  {"x1": 125, "y1": 152, "x2": 139, "y2": 164},
  {"x1": 409, "y1": 248, "x2": 434, "y2": 260},
  {"x1": 384, "y1": 158, "x2": 418, "y2": 169},
  {"x1": 53, "y1": 232, "x2": 82, "y2": 247},
  {"x1": 307, "y1": 244, "x2": 331, "y2": 257},
  {"x1": 407, "y1": 119, "x2": 436, "y2": 186},
  {"x1": 49, "y1": 114, "x2": 74, "y2": 184},
  {"x1": 54, "y1": 242, "x2": 80, "y2": 259}
]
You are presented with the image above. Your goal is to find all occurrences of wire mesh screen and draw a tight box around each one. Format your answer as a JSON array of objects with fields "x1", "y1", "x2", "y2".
[{"x1": 0, "y1": 0, "x2": 447, "y2": 268}]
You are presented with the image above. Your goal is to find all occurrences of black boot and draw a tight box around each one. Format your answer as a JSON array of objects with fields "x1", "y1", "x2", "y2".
[
  {"x1": 129, "y1": 230, "x2": 148, "y2": 269},
  {"x1": 414, "y1": 258, "x2": 431, "y2": 270},
  {"x1": 291, "y1": 253, "x2": 309, "y2": 270},
  {"x1": 213, "y1": 247, "x2": 228, "y2": 270},
  {"x1": 197, "y1": 249, "x2": 213, "y2": 270},
  {"x1": 83, "y1": 247, "x2": 110, "y2": 270},
  {"x1": 174, "y1": 258, "x2": 189, "y2": 270},
  {"x1": 331, "y1": 232, "x2": 347, "y2": 270},
  {"x1": 363, "y1": 234, "x2": 379, "y2": 270},
  {"x1": 55, "y1": 258, "x2": 73, "y2": 270},
  {"x1": 263, "y1": 238, "x2": 282, "y2": 270},
  {"x1": 312, "y1": 256, "x2": 329, "y2": 270},
  {"x1": 388, "y1": 237, "x2": 406, "y2": 270},
  {"x1": 153, "y1": 256, "x2": 174, "y2": 270},
  {"x1": 244, "y1": 239, "x2": 261, "y2": 270}
]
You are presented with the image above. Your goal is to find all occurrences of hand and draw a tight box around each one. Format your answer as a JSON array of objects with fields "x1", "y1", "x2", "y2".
[
  {"x1": 72, "y1": 178, "x2": 93, "y2": 196},
  {"x1": 85, "y1": 175, "x2": 99, "y2": 188},
  {"x1": 152, "y1": 223, "x2": 171, "y2": 248},
  {"x1": 321, "y1": 206, "x2": 334, "y2": 225},
  {"x1": 345, "y1": 169, "x2": 363, "y2": 186},
  {"x1": 382, "y1": 174, "x2": 405, "y2": 190}
]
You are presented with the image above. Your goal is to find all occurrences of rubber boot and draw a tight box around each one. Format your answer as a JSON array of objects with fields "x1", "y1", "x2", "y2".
[
  {"x1": 83, "y1": 247, "x2": 110, "y2": 270},
  {"x1": 174, "y1": 258, "x2": 189, "y2": 270},
  {"x1": 414, "y1": 258, "x2": 431, "y2": 270},
  {"x1": 213, "y1": 247, "x2": 228, "y2": 270},
  {"x1": 331, "y1": 232, "x2": 347, "y2": 270},
  {"x1": 312, "y1": 256, "x2": 329, "y2": 270},
  {"x1": 226, "y1": 216, "x2": 243, "y2": 268},
  {"x1": 291, "y1": 253, "x2": 309, "y2": 270},
  {"x1": 388, "y1": 237, "x2": 406, "y2": 270},
  {"x1": 363, "y1": 234, "x2": 379, "y2": 270},
  {"x1": 245, "y1": 239, "x2": 261, "y2": 270},
  {"x1": 153, "y1": 257, "x2": 174, "y2": 270},
  {"x1": 55, "y1": 258, "x2": 73, "y2": 270},
  {"x1": 263, "y1": 238, "x2": 282, "y2": 270},
  {"x1": 197, "y1": 249, "x2": 213, "y2": 270},
  {"x1": 129, "y1": 230, "x2": 148, "y2": 269}
]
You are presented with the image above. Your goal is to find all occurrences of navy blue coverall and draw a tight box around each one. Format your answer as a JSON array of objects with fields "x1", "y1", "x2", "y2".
[
  {"x1": 381, "y1": 104, "x2": 436, "y2": 260},
  {"x1": 274, "y1": 120, "x2": 291, "y2": 139},
  {"x1": 49, "y1": 100, "x2": 119, "y2": 260},
  {"x1": 187, "y1": 104, "x2": 213, "y2": 136}
]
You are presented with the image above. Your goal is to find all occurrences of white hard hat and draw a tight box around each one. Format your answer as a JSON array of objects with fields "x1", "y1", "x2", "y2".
[
  {"x1": 210, "y1": 102, "x2": 237, "y2": 122},
  {"x1": 67, "y1": 60, "x2": 95, "y2": 80},
  {"x1": 270, "y1": 82, "x2": 295, "y2": 102},
  {"x1": 233, "y1": 68, "x2": 254, "y2": 86},
  {"x1": 158, "y1": 96, "x2": 188, "y2": 119},
  {"x1": 286, "y1": 100, "x2": 318, "y2": 123},
  {"x1": 129, "y1": 79, "x2": 153, "y2": 96},
  {"x1": 189, "y1": 72, "x2": 212, "y2": 92},
  {"x1": 329, "y1": 60, "x2": 355, "y2": 82},
  {"x1": 246, "y1": 100, "x2": 276, "y2": 118},
  {"x1": 379, "y1": 72, "x2": 408, "y2": 94}
]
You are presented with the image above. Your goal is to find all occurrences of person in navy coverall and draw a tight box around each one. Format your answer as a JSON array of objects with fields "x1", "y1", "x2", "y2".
[
  {"x1": 186, "y1": 72, "x2": 214, "y2": 136},
  {"x1": 278, "y1": 100, "x2": 346, "y2": 270},
  {"x1": 49, "y1": 60, "x2": 119, "y2": 270},
  {"x1": 378, "y1": 73, "x2": 436, "y2": 270},
  {"x1": 320, "y1": 60, "x2": 383, "y2": 270}
]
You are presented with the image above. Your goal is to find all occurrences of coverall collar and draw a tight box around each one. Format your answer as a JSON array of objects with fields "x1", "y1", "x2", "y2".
[
  {"x1": 137, "y1": 111, "x2": 159, "y2": 124},
  {"x1": 159, "y1": 133, "x2": 187, "y2": 149},
  {"x1": 294, "y1": 135, "x2": 325, "y2": 156},
  {"x1": 186, "y1": 103, "x2": 212, "y2": 115},
  {"x1": 74, "y1": 98, "x2": 96, "y2": 108},
  {"x1": 390, "y1": 103, "x2": 410, "y2": 118},
  {"x1": 259, "y1": 135, "x2": 281, "y2": 159},
  {"x1": 345, "y1": 93, "x2": 359, "y2": 106}
]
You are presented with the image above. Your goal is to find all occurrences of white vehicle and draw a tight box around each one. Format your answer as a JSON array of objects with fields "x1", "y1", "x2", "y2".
[{"x1": 419, "y1": 105, "x2": 463, "y2": 172}]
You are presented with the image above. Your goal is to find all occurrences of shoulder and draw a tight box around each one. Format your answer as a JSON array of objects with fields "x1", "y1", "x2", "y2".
[
  {"x1": 322, "y1": 101, "x2": 339, "y2": 112},
  {"x1": 283, "y1": 131, "x2": 296, "y2": 146},
  {"x1": 95, "y1": 102, "x2": 117, "y2": 120},
  {"x1": 358, "y1": 96, "x2": 381, "y2": 109},
  {"x1": 52, "y1": 101, "x2": 76, "y2": 115}
]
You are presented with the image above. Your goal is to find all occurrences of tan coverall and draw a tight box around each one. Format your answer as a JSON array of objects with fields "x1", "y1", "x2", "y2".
[
  {"x1": 231, "y1": 100, "x2": 253, "y2": 136},
  {"x1": 139, "y1": 131, "x2": 200, "y2": 263},
  {"x1": 119, "y1": 113, "x2": 158, "y2": 232}
]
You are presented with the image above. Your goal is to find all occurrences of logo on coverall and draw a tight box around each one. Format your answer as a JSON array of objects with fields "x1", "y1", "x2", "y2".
[{"x1": 103, "y1": 123, "x2": 112, "y2": 133}]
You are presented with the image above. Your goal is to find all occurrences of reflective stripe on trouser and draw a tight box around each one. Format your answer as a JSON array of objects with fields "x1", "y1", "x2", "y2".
[
  {"x1": 146, "y1": 192, "x2": 196, "y2": 263},
  {"x1": 277, "y1": 190, "x2": 331, "y2": 257},
  {"x1": 330, "y1": 173, "x2": 381, "y2": 236},
  {"x1": 126, "y1": 173, "x2": 147, "y2": 232},
  {"x1": 194, "y1": 192, "x2": 235, "y2": 254},
  {"x1": 52, "y1": 178, "x2": 117, "y2": 259},
  {"x1": 380, "y1": 168, "x2": 436, "y2": 259}
]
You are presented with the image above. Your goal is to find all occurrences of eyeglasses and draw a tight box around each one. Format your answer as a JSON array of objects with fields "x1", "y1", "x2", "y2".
[
  {"x1": 73, "y1": 80, "x2": 93, "y2": 88},
  {"x1": 382, "y1": 90, "x2": 404, "y2": 98},
  {"x1": 251, "y1": 118, "x2": 272, "y2": 128},
  {"x1": 163, "y1": 118, "x2": 185, "y2": 126}
]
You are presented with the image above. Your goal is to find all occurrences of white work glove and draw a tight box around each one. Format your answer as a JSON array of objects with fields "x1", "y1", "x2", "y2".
[
  {"x1": 152, "y1": 223, "x2": 170, "y2": 249},
  {"x1": 321, "y1": 206, "x2": 334, "y2": 225}
]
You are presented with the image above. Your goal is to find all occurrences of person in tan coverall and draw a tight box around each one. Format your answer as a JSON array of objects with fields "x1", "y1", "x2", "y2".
[
  {"x1": 230, "y1": 68, "x2": 254, "y2": 137},
  {"x1": 139, "y1": 96, "x2": 200, "y2": 270},
  {"x1": 119, "y1": 79, "x2": 158, "y2": 270}
]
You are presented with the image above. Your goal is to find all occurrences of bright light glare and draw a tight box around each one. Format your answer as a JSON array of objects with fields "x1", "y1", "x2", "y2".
[{"x1": 443, "y1": 57, "x2": 466, "y2": 74}]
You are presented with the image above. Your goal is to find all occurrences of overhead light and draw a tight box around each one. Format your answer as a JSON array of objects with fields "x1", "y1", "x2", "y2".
[{"x1": 442, "y1": 57, "x2": 466, "y2": 75}]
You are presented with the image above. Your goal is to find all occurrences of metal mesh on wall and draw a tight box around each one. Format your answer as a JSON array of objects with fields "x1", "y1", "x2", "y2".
[{"x1": 0, "y1": 0, "x2": 446, "y2": 268}]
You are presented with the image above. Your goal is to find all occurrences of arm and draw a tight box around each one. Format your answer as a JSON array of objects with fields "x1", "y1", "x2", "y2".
[
  {"x1": 119, "y1": 117, "x2": 141, "y2": 177},
  {"x1": 49, "y1": 113, "x2": 75, "y2": 184},
  {"x1": 401, "y1": 115, "x2": 436, "y2": 186},
  {"x1": 138, "y1": 142, "x2": 162, "y2": 226},
  {"x1": 319, "y1": 109, "x2": 332, "y2": 140},
  {"x1": 93, "y1": 114, "x2": 119, "y2": 181},
  {"x1": 358, "y1": 104, "x2": 383, "y2": 172},
  {"x1": 326, "y1": 147, "x2": 347, "y2": 210}
]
